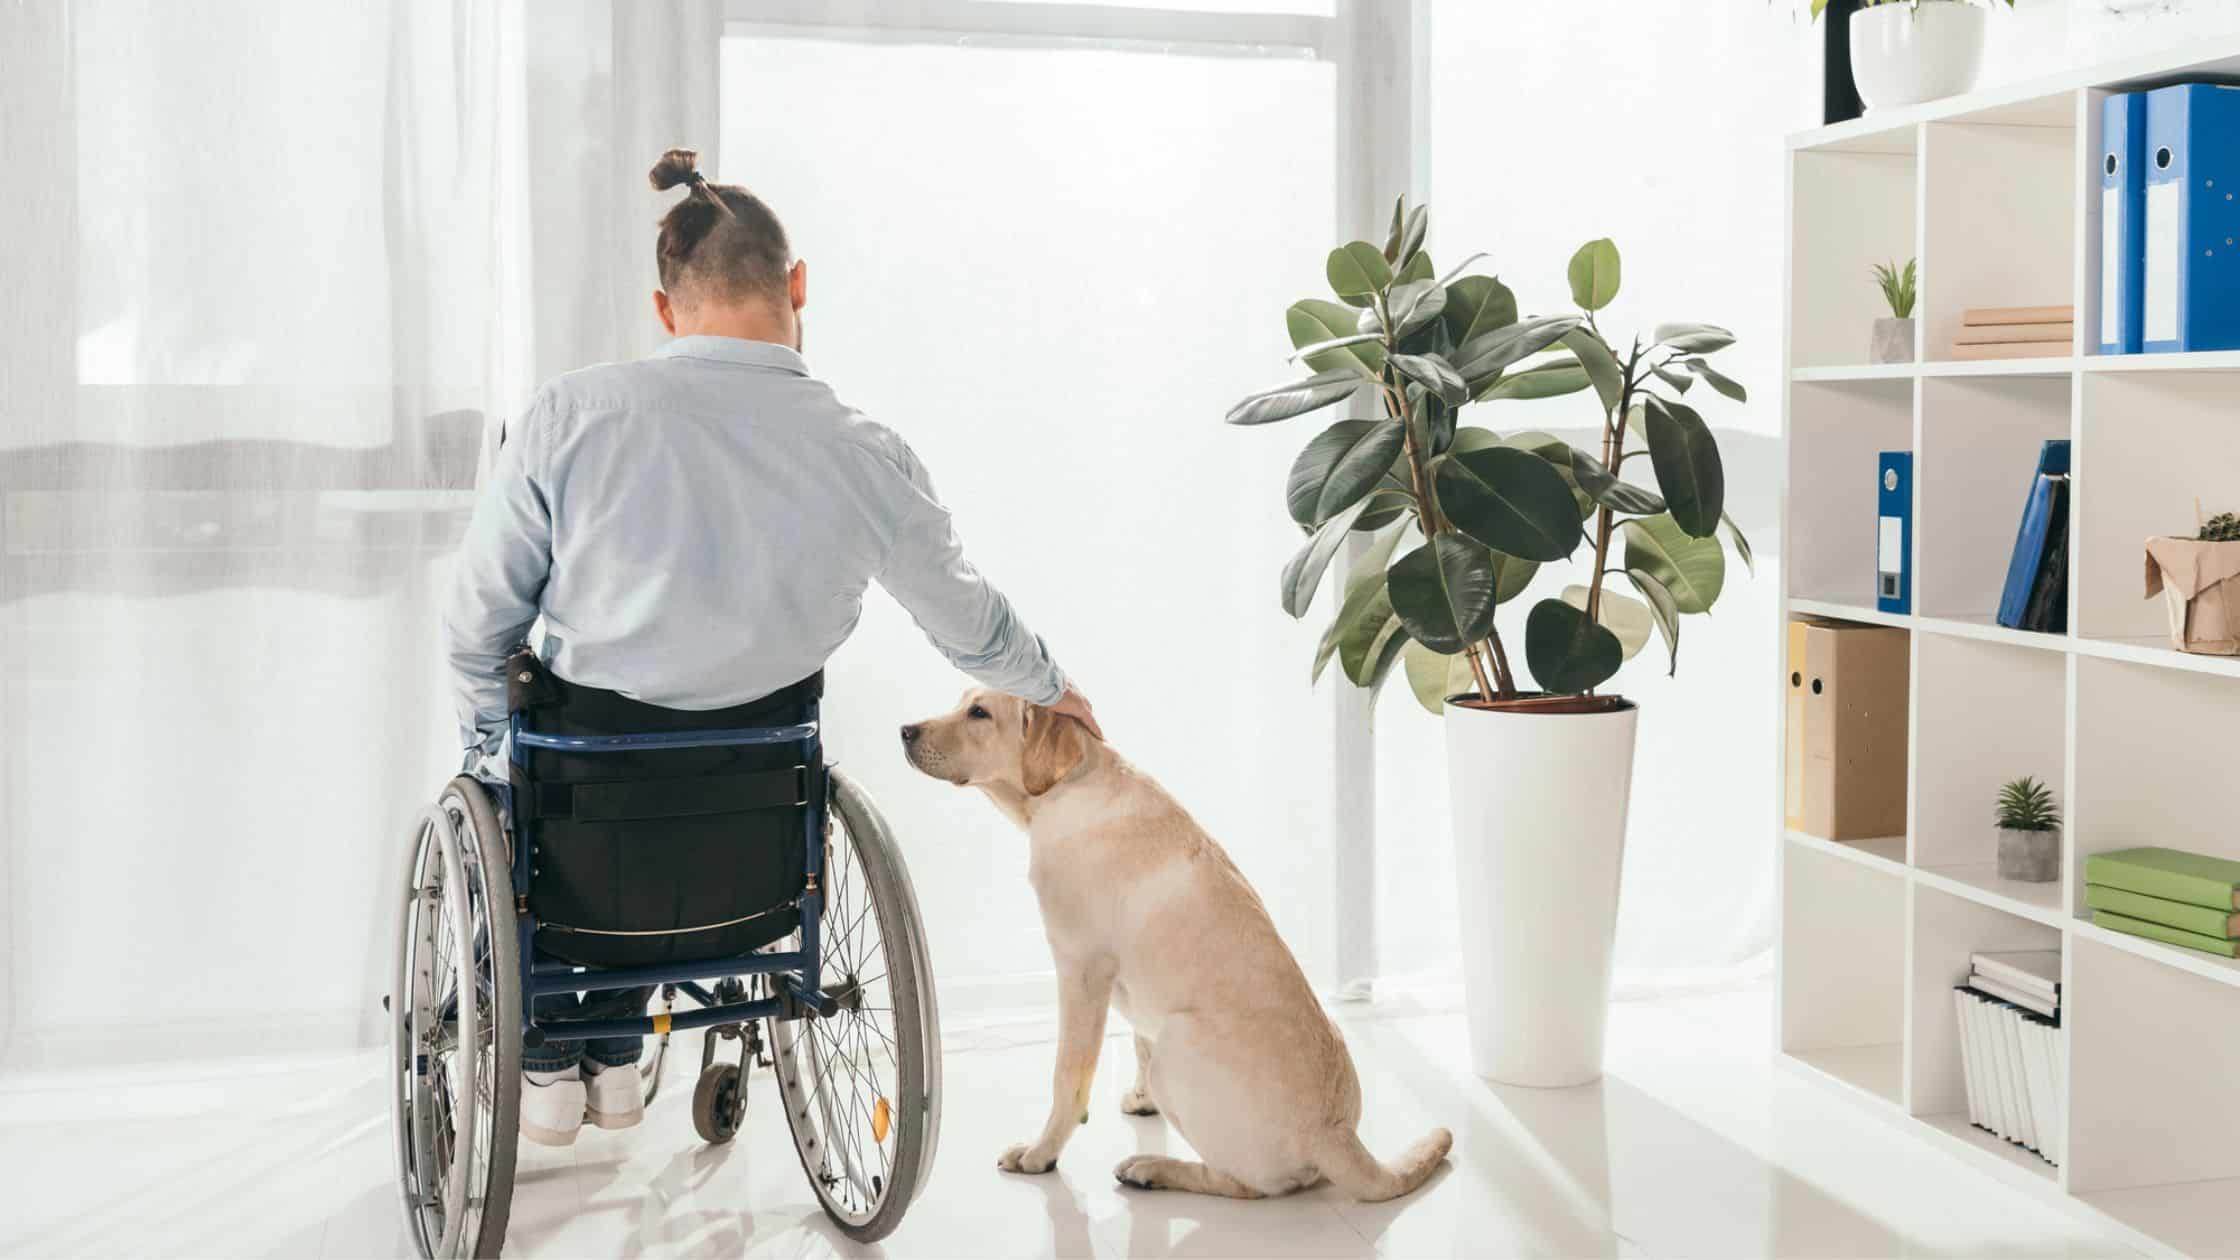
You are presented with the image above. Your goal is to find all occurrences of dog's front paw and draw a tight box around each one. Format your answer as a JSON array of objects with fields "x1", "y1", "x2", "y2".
[
  {"x1": 1113, "y1": 1154, "x2": 1167, "y2": 1190},
  {"x1": 998, "y1": 1142, "x2": 1058, "y2": 1174},
  {"x1": 1118, "y1": 1087, "x2": 1160, "y2": 1117}
]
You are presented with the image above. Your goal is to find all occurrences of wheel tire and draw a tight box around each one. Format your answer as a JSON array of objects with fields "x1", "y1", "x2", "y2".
[
  {"x1": 769, "y1": 767, "x2": 940, "y2": 1243},
  {"x1": 692, "y1": 1062, "x2": 743, "y2": 1144},
  {"x1": 390, "y1": 777, "x2": 521, "y2": 1260}
]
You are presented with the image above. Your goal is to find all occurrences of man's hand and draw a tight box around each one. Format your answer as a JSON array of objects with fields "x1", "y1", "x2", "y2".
[{"x1": 1050, "y1": 685, "x2": 1104, "y2": 742}]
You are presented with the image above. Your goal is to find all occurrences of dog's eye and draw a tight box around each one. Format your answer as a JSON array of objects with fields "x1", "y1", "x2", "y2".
[{"x1": 967, "y1": 705, "x2": 990, "y2": 720}]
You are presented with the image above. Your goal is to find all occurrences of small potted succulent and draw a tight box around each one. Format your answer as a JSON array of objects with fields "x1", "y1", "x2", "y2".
[
  {"x1": 1809, "y1": 0, "x2": 2016, "y2": 111},
  {"x1": 1870, "y1": 259, "x2": 1917, "y2": 364},
  {"x1": 1994, "y1": 775, "x2": 2060, "y2": 883},
  {"x1": 2144, "y1": 505, "x2": 2240, "y2": 656}
]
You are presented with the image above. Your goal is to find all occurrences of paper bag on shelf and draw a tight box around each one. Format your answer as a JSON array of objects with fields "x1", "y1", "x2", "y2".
[{"x1": 2143, "y1": 537, "x2": 2240, "y2": 655}]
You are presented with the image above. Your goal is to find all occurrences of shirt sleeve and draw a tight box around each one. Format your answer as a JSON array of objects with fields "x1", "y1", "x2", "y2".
[
  {"x1": 441, "y1": 395, "x2": 556, "y2": 761},
  {"x1": 869, "y1": 439, "x2": 1068, "y2": 707}
]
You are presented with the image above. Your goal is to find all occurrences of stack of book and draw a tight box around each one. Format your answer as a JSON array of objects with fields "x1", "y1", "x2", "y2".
[
  {"x1": 1951, "y1": 305, "x2": 2074, "y2": 360},
  {"x1": 1953, "y1": 949, "x2": 2064, "y2": 1165},
  {"x1": 2085, "y1": 847, "x2": 2240, "y2": 958}
]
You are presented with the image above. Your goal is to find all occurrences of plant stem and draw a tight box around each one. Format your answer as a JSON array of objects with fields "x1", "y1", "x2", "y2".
[
  {"x1": 1462, "y1": 642, "x2": 1496, "y2": 705},
  {"x1": 1481, "y1": 633, "x2": 1515, "y2": 698},
  {"x1": 1583, "y1": 337, "x2": 1638, "y2": 629},
  {"x1": 1381, "y1": 353, "x2": 1518, "y2": 700}
]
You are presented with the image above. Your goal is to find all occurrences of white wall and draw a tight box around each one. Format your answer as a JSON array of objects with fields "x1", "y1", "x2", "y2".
[{"x1": 1371, "y1": 0, "x2": 2240, "y2": 989}]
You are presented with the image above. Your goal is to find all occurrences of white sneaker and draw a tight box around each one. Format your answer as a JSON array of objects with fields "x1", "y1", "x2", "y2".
[
  {"x1": 584, "y1": 1061, "x2": 644, "y2": 1130},
  {"x1": 519, "y1": 1071, "x2": 587, "y2": 1146}
]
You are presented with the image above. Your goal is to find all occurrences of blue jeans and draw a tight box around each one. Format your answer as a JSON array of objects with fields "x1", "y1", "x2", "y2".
[{"x1": 522, "y1": 957, "x2": 653, "y2": 1074}]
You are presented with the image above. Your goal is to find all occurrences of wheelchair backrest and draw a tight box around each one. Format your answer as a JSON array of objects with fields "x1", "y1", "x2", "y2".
[{"x1": 506, "y1": 652, "x2": 824, "y2": 969}]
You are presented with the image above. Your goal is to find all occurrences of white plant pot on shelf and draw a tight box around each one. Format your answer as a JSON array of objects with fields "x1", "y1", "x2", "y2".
[
  {"x1": 1444, "y1": 698, "x2": 1640, "y2": 1088},
  {"x1": 1850, "y1": 2, "x2": 1987, "y2": 111}
]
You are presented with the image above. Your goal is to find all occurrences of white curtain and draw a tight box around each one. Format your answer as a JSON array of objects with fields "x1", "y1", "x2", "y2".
[{"x1": 0, "y1": 0, "x2": 530, "y2": 1067}]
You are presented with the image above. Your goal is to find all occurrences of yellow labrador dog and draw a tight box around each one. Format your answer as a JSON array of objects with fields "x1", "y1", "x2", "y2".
[{"x1": 900, "y1": 690, "x2": 1451, "y2": 1201}]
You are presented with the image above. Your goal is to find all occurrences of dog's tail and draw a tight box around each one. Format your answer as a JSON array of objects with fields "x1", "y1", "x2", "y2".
[{"x1": 1313, "y1": 1124, "x2": 1452, "y2": 1202}]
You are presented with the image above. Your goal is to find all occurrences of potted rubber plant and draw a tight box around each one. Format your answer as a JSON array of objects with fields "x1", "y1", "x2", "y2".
[
  {"x1": 1871, "y1": 258, "x2": 1917, "y2": 364},
  {"x1": 1811, "y1": 0, "x2": 2016, "y2": 111},
  {"x1": 1226, "y1": 200, "x2": 1750, "y2": 1086},
  {"x1": 1994, "y1": 776, "x2": 2060, "y2": 883}
]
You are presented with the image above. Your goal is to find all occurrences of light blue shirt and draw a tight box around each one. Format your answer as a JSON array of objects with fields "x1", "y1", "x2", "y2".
[{"x1": 442, "y1": 335, "x2": 1067, "y2": 757}]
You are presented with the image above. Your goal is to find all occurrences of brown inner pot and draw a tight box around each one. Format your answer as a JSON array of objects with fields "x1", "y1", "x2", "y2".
[{"x1": 1448, "y1": 692, "x2": 1635, "y2": 716}]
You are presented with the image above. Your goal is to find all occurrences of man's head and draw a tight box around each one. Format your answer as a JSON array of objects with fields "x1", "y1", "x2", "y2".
[{"x1": 646, "y1": 148, "x2": 807, "y2": 344}]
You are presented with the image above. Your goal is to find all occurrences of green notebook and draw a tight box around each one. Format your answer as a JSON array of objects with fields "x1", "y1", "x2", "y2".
[
  {"x1": 2086, "y1": 885, "x2": 2240, "y2": 938},
  {"x1": 2094, "y1": 910, "x2": 2240, "y2": 959},
  {"x1": 2082, "y1": 848, "x2": 2240, "y2": 911}
]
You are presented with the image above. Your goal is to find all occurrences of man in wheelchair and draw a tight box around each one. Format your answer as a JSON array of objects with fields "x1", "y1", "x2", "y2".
[{"x1": 440, "y1": 147, "x2": 1098, "y2": 1153}]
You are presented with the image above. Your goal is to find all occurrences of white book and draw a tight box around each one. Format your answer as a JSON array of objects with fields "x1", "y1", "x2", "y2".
[
  {"x1": 2020, "y1": 1018, "x2": 2055, "y2": 1164},
  {"x1": 1995, "y1": 1004, "x2": 2036, "y2": 1151},
  {"x1": 1971, "y1": 950, "x2": 2061, "y2": 1002},
  {"x1": 1953, "y1": 989, "x2": 1984, "y2": 1129},
  {"x1": 2055, "y1": 1026, "x2": 2070, "y2": 1159},
  {"x1": 1970, "y1": 975, "x2": 2059, "y2": 1019},
  {"x1": 1964, "y1": 995, "x2": 2010, "y2": 1140}
]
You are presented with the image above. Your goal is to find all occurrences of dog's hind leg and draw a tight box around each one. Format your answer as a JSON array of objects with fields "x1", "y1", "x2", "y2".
[
  {"x1": 1112, "y1": 1155, "x2": 1263, "y2": 1199},
  {"x1": 1119, "y1": 1036, "x2": 1159, "y2": 1116}
]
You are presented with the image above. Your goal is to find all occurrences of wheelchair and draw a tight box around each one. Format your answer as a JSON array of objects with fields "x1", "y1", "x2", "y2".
[{"x1": 386, "y1": 653, "x2": 941, "y2": 1257}]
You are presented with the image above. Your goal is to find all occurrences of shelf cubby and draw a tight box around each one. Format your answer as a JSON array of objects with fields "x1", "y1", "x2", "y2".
[
  {"x1": 2075, "y1": 369, "x2": 2240, "y2": 653},
  {"x1": 1782, "y1": 35, "x2": 2240, "y2": 1256},
  {"x1": 1791, "y1": 141, "x2": 1918, "y2": 370},
  {"x1": 2067, "y1": 937, "x2": 2240, "y2": 1257},
  {"x1": 2070, "y1": 658, "x2": 2240, "y2": 921},
  {"x1": 1915, "y1": 375, "x2": 2072, "y2": 623},
  {"x1": 1906, "y1": 884, "x2": 2064, "y2": 1180},
  {"x1": 1911, "y1": 634, "x2": 2068, "y2": 924},
  {"x1": 1920, "y1": 117, "x2": 2078, "y2": 365},
  {"x1": 1787, "y1": 378, "x2": 1912, "y2": 608},
  {"x1": 1781, "y1": 839, "x2": 1906, "y2": 1108}
]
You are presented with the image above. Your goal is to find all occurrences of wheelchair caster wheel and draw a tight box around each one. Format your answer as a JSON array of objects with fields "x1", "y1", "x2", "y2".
[{"x1": 693, "y1": 1062, "x2": 745, "y2": 1145}]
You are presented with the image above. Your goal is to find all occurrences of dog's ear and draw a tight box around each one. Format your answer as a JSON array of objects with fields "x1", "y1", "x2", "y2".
[{"x1": 1019, "y1": 704, "x2": 1087, "y2": 797}]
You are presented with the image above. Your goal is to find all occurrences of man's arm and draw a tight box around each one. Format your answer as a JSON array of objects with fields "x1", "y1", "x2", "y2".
[
  {"x1": 441, "y1": 398, "x2": 555, "y2": 765},
  {"x1": 869, "y1": 441, "x2": 1077, "y2": 711}
]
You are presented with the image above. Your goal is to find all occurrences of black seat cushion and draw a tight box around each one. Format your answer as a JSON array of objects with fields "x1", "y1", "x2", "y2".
[{"x1": 513, "y1": 668, "x2": 821, "y2": 969}]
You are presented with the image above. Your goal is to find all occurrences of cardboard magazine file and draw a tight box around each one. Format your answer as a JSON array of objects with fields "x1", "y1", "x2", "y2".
[
  {"x1": 1786, "y1": 618, "x2": 1910, "y2": 840},
  {"x1": 2143, "y1": 536, "x2": 2240, "y2": 655}
]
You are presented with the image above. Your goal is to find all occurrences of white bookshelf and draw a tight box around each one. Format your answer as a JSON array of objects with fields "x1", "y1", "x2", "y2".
[{"x1": 1777, "y1": 36, "x2": 2240, "y2": 1260}]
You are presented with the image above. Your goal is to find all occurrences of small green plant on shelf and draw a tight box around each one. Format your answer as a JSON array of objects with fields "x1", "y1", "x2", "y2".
[
  {"x1": 1994, "y1": 775, "x2": 2060, "y2": 882},
  {"x1": 2200, "y1": 511, "x2": 2240, "y2": 543},
  {"x1": 1995, "y1": 776, "x2": 2060, "y2": 832},
  {"x1": 1872, "y1": 259, "x2": 1917, "y2": 320}
]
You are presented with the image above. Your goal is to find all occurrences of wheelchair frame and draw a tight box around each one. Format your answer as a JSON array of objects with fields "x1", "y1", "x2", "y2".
[
  {"x1": 395, "y1": 676, "x2": 939, "y2": 1258},
  {"x1": 503, "y1": 703, "x2": 844, "y2": 1043}
]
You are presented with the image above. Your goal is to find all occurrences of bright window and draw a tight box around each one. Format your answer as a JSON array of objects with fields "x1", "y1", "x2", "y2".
[{"x1": 720, "y1": 30, "x2": 1340, "y2": 981}]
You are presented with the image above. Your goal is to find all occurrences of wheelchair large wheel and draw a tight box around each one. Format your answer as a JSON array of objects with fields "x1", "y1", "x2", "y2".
[
  {"x1": 768, "y1": 767, "x2": 941, "y2": 1243},
  {"x1": 390, "y1": 777, "x2": 522, "y2": 1259}
]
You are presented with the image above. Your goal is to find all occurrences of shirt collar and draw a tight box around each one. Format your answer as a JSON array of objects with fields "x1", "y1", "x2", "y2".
[{"x1": 654, "y1": 335, "x2": 808, "y2": 376}]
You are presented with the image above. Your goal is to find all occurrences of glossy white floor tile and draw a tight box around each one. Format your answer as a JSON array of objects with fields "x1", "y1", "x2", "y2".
[{"x1": 0, "y1": 987, "x2": 2139, "y2": 1259}]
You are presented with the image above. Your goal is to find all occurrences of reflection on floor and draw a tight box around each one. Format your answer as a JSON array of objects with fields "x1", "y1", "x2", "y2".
[{"x1": 0, "y1": 987, "x2": 2135, "y2": 1259}]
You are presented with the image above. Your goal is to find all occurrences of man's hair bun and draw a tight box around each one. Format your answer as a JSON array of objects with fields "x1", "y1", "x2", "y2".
[{"x1": 648, "y1": 148, "x2": 703, "y2": 192}]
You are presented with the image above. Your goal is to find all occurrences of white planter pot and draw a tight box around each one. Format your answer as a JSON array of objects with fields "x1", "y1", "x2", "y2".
[
  {"x1": 1850, "y1": 2, "x2": 1987, "y2": 111},
  {"x1": 1444, "y1": 698, "x2": 1640, "y2": 1087}
]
